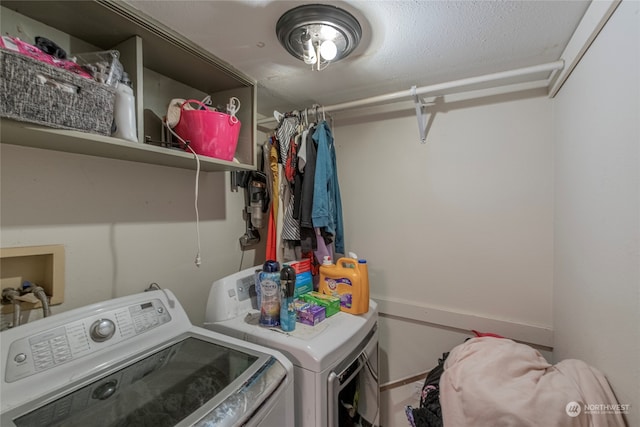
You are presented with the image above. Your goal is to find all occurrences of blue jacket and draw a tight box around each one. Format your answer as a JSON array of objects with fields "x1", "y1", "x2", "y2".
[{"x1": 311, "y1": 121, "x2": 344, "y2": 254}]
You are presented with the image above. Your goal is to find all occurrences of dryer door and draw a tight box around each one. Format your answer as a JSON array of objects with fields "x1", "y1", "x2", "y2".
[{"x1": 328, "y1": 326, "x2": 379, "y2": 427}]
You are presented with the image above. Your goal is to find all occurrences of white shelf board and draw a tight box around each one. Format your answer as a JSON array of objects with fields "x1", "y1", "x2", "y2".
[{"x1": 0, "y1": 119, "x2": 254, "y2": 172}]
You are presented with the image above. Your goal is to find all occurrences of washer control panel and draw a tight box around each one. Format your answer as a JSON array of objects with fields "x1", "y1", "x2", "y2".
[{"x1": 4, "y1": 299, "x2": 171, "y2": 383}]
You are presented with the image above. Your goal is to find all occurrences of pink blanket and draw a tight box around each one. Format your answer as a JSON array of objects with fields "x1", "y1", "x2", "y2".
[{"x1": 440, "y1": 337, "x2": 627, "y2": 427}]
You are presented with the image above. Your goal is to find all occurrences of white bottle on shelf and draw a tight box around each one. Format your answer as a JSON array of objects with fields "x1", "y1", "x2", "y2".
[{"x1": 112, "y1": 72, "x2": 137, "y2": 142}]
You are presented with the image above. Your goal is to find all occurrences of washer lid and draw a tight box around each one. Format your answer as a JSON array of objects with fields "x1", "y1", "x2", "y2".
[
  {"x1": 206, "y1": 300, "x2": 378, "y2": 372},
  {"x1": 2, "y1": 333, "x2": 287, "y2": 427}
]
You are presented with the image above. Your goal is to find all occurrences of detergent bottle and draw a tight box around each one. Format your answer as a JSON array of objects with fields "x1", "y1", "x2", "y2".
[
  {"x1": 359, "y1": 258, "x2": 370, "y2": 310},
  {"x1": 258, "y1": 260, "x2": 280, "y2": 327},
  {"x1": 279, "y1": 265, "x2": 297, "y2": 332},
  {"x1": 318, "y1": 256, "x2": 369, "y2": 315},
  {"x1": 112, "y1": 72, "x2": 137, "y2": 143}
]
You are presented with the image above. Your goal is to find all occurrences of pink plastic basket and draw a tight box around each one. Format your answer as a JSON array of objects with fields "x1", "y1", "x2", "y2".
[{"x1": 174, "y1": 99, "x2": 241, "y2": 161}]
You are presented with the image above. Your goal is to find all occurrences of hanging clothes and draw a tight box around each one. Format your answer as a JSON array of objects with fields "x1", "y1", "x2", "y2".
[
  {"x1": 276, "y1": 162, "x2": 286, "y2": 262},
  {"x1": 281, "y1": 165, "x2": 300, "y2": 241},
  {"x1": 311, "y1": 120, "x2": 345, "y2": 255},
  {"x1": 292, "y1": 132, "x2": 304, "y2": 221},
  {"x1": 276, "y1": 115, "x2": 298, "y2": 168},
  {"x1": 265, "y1": 137, "x2": 279, "y2": 260},
  {"x1": 263, "y1": 109, "x2": 344, "y2": 266},
  {"x1": 299, "y1": 124, "x2": 318, "y2": 254},
  {"x1": 281, "y1": 130, "x2": 300, "y2": 242},
  {"x1": 276, "y1": 115, "x2": 301, "y2": 263}
]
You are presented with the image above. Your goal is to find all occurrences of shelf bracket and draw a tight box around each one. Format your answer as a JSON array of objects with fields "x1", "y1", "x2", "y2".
[{"x1": 411, "y1": 85, "x2": 434, "y2": 144}]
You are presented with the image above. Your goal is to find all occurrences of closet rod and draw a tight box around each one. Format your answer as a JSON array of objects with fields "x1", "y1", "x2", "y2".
[{"x1": 258, "y1": 60, "x2": 564, "y2": 124}]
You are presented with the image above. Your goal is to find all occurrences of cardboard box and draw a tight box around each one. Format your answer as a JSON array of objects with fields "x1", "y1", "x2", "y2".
[
  {"x1": 294, "y1": 271, "x2": 313, "y2": 298},
  {"x1": 297, "y1": 303, "x2": 326, "y2": 326},
  {"x1": 301, "y1": 291, "x2": 340, "y2": 317},
  {"x1": 286, "y1": 259, "x2": 311, "y2": 274}
]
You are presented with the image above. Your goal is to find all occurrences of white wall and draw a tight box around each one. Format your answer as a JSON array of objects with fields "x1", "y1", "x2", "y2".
[
  {"x1": 333, "y1": 91, "x2": 554, "y2": 425},
  {"x1": 0, "y1": 144, "x2": 263, "y2": 327},
  {"x1": 552, "y1": 1, "x2": 640, "y2": 425},
  {"x1": 2, "y1": 3, "x2": 636, "y2": 426}
]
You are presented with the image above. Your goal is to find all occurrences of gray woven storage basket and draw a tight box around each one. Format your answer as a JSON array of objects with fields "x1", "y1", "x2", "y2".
[{"x1": 0, "y1": 48, "x2": 116, "y2": 135}]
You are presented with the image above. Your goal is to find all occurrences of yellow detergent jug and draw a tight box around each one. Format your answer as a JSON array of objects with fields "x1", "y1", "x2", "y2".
[{"x1": 318, "y1": 257, "x2": 370, "y2": 315}]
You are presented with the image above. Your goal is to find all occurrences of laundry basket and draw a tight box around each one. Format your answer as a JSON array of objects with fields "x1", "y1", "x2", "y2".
[
  {"x1": 0, "y1": 48, "x2": 115, "y2": 135},
  {"x1": 173, "y1": 99, "x2": 241, "y2": 161}
]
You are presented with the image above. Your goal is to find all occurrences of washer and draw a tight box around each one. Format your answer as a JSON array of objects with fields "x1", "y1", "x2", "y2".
[
  {"x1": 204, "y1": 266, "x2": 380, "y2": 427},
  {"x1": 1, "y1": 289, "x2": 294, "y2": 427}
]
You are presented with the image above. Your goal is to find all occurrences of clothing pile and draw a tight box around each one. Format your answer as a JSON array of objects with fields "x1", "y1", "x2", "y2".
[
  {"x1": 262, "y1": 112, "x2": 344, "y2": 273},
  {"x1": 407, "y1": 336, "x2": 627, "y2": 427},
  {"x1": 406, "y1": 352, "x2": 449, "y2": 427}
]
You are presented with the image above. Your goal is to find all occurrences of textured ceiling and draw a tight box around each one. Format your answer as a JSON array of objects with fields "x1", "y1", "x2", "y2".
[{"x1": 125, "y1": 0, "x2": 591, "y2": 117}]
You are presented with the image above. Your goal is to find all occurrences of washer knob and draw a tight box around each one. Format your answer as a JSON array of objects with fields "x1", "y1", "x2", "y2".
[
  {"x1": 92, "y1": 379, "x2": 118, "y2": 400},
  {"x1": 90, "y1": 319, "x2": 116, "y2": 342}
]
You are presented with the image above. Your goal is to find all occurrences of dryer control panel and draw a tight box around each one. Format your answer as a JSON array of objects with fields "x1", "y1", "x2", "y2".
[{"x1": 4, "y1": 299, "x2": 171, "y2": 383}]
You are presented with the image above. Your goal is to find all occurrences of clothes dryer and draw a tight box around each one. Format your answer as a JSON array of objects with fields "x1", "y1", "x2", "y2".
[{"x1": 204, "y1": 266, "x2": 379, "y2": 427}]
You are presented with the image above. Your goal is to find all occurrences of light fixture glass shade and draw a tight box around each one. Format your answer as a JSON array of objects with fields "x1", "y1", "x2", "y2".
[
  {"x1": 276, "y1": 4, "x2": 361, "y2": 70},
  {"x1": 319, "y1": 40, "x2": 337, "y2": 61}
]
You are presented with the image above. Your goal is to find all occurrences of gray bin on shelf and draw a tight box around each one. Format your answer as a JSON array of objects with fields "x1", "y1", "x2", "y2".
[{"x1": 0, "y1": 49, "x2": 116, "y2": 136}]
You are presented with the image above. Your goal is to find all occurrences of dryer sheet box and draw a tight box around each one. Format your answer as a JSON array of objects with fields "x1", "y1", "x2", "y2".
[
  {"x1": 285, "y1": 260, "x2": 313, "y2": 298},
  {"x1": 295, "y1": 301, "x2": 326, "y2": 326},
  {"x1": 293, "y1": 271, "x2": 313, "y2": 298},
  {"x1": 300, "y1": 292, "x2": 340, "y2": 317}
]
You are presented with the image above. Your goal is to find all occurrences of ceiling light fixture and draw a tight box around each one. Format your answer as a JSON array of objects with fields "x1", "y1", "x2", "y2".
[{"x1": 276, "y1": 4, "x2": 362, "y2": 71}]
